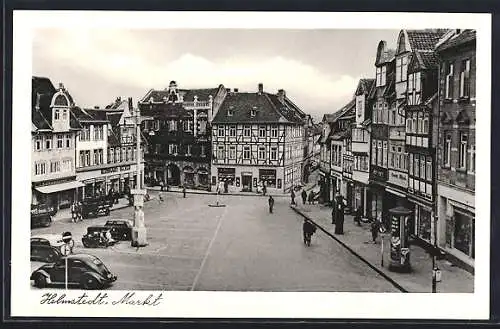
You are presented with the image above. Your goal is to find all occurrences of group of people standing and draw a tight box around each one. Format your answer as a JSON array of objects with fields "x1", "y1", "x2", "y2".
[
  {"x1": 290, "y1": 189, "x2": 317, "y2": 206},
  {"x1": 70, "y1": 201, "x2": 83, "y2": 223}
]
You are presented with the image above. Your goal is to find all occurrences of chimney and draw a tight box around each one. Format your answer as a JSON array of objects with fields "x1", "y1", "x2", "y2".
[
  {"x1": 94, "y1": 106, "x2": 100, "y2": 109},
  {"x1": 128, "y1": 97, "x2": 133, "y2": 111},
  {"x1": 258, "y1": 83, "x2": 263, "y2": 94},
  {"x1": 278, "y1": 89, "x2": 286, "y2": 103},
  {"x1": 234, "y1": 88, "x2": 239, "y2": 93}
]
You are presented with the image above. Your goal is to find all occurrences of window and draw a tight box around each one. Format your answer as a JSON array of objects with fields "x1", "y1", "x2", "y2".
[
  {"x1": 109, "y1": 148, "x2": 114, "y2": 163},
  {"x1": 470, "y1": 144, "x2": 476, "y2": 173},
  {"x1": 227, "y1": 109, "x2": 233, "y2": 117},
  {"x1": 271, "y1": 147, "x2": 277, "y2": 161},
  {"x1": 184, "y1": 120, "x2": 193, "y2": 132},
  {"x1": 199, "y1": 120, "x2": 207, "y2": 134},
  {"x1": 56, "y1": 134, "x2": 63, "y2": 148},
  {"x1": 43, "y1": 136, "x2": 52, "y2": 149},
  {"x1": 357, "y1": 99, "x2": 363, "y2": 118},
  {"x1": 54, "y1": 109, "x2": 60, "y2": 120},
  {"x1": 396, "y1": 56, "x2": 408, "y2": 82},
  {"x1": 406, "y1": 117, "x2": 412, "y2": 133},
  {"x1": 415, "y1": 155, "x2": 420, "y2": 177},
  {"x1": 426, "y1": 157, "x2": 432, "y2": 181},
  {"x1": 50, "y1": 161, "x2": 60, "y2": 173},
  {"x1": 65, "y1": 134, "x2": 71, "y2": 148},
  {"x1": 409, "y1": 154, "x2": 414, "y2": 175},
  {"x1": 169, "y1": 120, "x2": 177, "y2": 131},
  {"x1": 460, "y1": 133, "x2": 468, "y2": 169},
  {"x1": 217, "y1": 146, "x2": 224, "y2": 160},
  {"x1": 229, "y1": 126, "x2": 236, "y2": 137},
  {"x1": 259, "y1": 126, "x2": 266, "y2": 138},
  {"x1": 371, "y1": 141, "x2": 377, "y2": 165},
  {"x1": 200, "y1": 145, "x2": 206, "y2": 157},
  {"x1": 243, "y1": 146, "x2": 250, "y2": 159},
  {"x1": 377, "y1": 141, "x2": 383, "y2": 166},
  {"x1": 412, "y1": 112, "x2": 417, "y2": 133},
  {"x1": 271, "y1": 126, "x2": 278, "y2": 138},
  {"x1": 62, "y1": 159, "x2": 71, "y2": 172},
  {"x1": 445, "y1": 63, "x2": 454, "y2": 99},
  {"x1": 258, "y1": 147, "x2": 266, "y2": 160},
  {"x1": 62, "y1": 109, "x2": 68, "y2": 120},
  {"x1": 35, "y1": 136, "x2": 42, "y2": 151},
  {"x1": 229, "y1": 146, "x2": 236, "y2": 159},
  {"x1": 250, "y1": 109, "x2": 256, "y2": 117},
  {"x1": 35, "y1": 162, "x2": 46, "y2": 175},
  {"x1": 244, "y1": 126, "x2": 251, "y2": 137},
  {"x1": 131, "y1": 147, "x2": 135, "y2": 161},
  {"x1": 186, "y1": 145, "x2": 192, "y2": 155},
  {"x1": 423, "y1": 114, "x2": 429, "y2": 134},
  {"x1": 127, "y1": 147, "x2": 132, "y2": 162},
  {"x1": 169, "y1": 144, "x2": 178, "y2": 155},
  {"x1": 376, "y1": 66, "x2": 386, "y2": 87},
  {"x1": 218, "y1": 126, "x2": 225, "y2": 137},
  {"x1": 381, "y1": 66, "x2": 386, "y2": 86},
  {"x1": 454, "y1": 212, "x2": 475, "y2": 258},
  {"x1": 417, "y1": 113, "x2": 423, "y2": 134},
  {"x1": 420, "y1": 155, "x2": 426, "y2": 179},
  {"x1": 115, "y1": 148, "x2": 120, "y2": 162},
  {"x1": 94, "y1": 126, "x2": 104, "y2": 140},
  {"x1": 383, "y1": 141, "x2": 388, "y2": 167},
  {"x1": 80, "y1": 127, "x2": 89, "y2": 141},
  {"x1": 460, "y1": 59, "x2": 471, "y2": 98}
]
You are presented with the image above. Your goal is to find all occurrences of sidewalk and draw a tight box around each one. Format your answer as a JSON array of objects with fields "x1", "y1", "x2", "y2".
[
  {"x1": 51, "y1": 198, "x2": 131, "y2": 223},
  {"x1": 146, "y1": 185, "x2": 289, "y2": 197},
  {"x1": 291, "y1": 202, "x2": 474, "y2": 293}
]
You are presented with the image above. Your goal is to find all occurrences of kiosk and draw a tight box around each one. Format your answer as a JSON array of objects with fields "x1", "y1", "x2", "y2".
[{"x1": 388, "y1": 206, "x2": 412, "y2": 272}]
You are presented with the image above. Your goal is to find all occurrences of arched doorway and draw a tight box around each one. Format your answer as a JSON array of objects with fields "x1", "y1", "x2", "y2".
[
  {"x1": 183, "y1": 166, "x2": 195, "y2": 187},
  {"x1": 197, "y1": 167, "x2": 209, "y2": 188},
  {"x1": 167, "y1": 164, "x2": 180, "y2": 186}
]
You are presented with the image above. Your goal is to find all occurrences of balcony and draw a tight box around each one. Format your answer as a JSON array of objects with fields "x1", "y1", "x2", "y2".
[{"x1": 183, "y1": 101, "x2": 211, "y2": 109}]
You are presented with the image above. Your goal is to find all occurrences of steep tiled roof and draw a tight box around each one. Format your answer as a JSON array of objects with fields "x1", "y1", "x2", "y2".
[
  {"x1": 141, "y1": 103, "x2": 188, "y2": 119},
  {"x1": 212, "y1": 91, "x2": 303, "y2": 124},
  {"x1": 32, "y1": 77, "x2": 56, "y2": 129},
  {"x1": 356, "y1": 78, "x2": 375, "y2": 96},
  {"x1": 379, "y1": 48, "x2": 396, "y2": 64},
  {"x1": 32, "y1": 107, "x2": 52, "y2": 130},
  {"x1": 179, "y1": 88, "x2": 219, "y2": 102},
  {"x1": 436, "y1": 29, "x2": 476, "y2": 52},
  {"x1": 406, "y1": 29, "x2": 449, "y2": 51},
  {"x1": 409, "y1": 51, "x2": 439, "y2": 72}
]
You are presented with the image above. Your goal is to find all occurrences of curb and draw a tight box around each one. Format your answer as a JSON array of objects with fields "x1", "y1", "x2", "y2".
[
  {"x1": 51, "y1": 203, "x2": 131, "y2": 223},
  {"x1": 150, "y1": 188, "x2": 289, "y2": 198},
  {"x1": 290, "y1": 206, "x2": 409, "y2": 293}
]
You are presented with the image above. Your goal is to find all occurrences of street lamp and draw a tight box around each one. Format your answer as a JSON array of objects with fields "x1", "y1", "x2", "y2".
[{"x1": 129, "y1": 98, "x2": 147, "y2": 247}]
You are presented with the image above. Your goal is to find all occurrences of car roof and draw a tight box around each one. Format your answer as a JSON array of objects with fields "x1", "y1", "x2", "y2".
[
  {"x1": 106, "y1": 219, "x2": 132, "y2": 224},
  {"x1": 65, "y1": 253, "x2": 101, "y2": 261}
]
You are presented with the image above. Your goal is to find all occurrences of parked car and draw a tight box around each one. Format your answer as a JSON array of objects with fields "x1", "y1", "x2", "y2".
[
  {"x1": 104, "y1": 219, "x2": 133, "y2": 241},
  {"x1": 31, "y1": 234, "x2": 66, "y2": 251},
  {"x1": 31, "y1": 253, "x2": 117, "y2": 289},
  {"x1": 81, "y1": 198, "x2": 111, "y2": 218},
  {"x1": 82, "y1": 226, "x2": 117, "y2": 248},
  {"x1": 30, "y1": 204, "x2": 55, "y2": 228},
  {"x1": 30, "y1": 241, "x2": 63, "y2": 263}
]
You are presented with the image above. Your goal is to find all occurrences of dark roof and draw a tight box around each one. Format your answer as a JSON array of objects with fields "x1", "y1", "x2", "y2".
[
  {"x1": 32, "y1": 77, "x2": 56, "y2": 129},
  {"x1": 379, "y1": 48, "x2": 396, "y2": 64},
  {"x1": 409, "y1": 50, "x2": 439, "y2": 73},
  {"x1": 179, "y1": 88, "x2": 219, "y2": 102},
  {"x1": 32, "y1": 107, "x2": 52, "y2": 130},
  {"x1": 355, "y1": 78, "x2": 375, "y2": 96},
  {"x1": 436, "y1": 29, "x2": 476, "y2": 52},
  {"x1": 212, "y1": 92, "x2": 304, "y2": 124},
  {"x1": 141, "y1": 103, "x2": 188, "y2": 119},
  {"x1": 106, "y1": 112, "x2": 122, "y2": 128},
  {"x1": 406, "y1": 29, "x2": 449, "y2": 51}
]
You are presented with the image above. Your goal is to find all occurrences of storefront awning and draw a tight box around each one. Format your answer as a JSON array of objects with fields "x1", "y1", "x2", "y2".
[
  {"x1": 385, "y1": 187, "x2": 406, "y2": 198},
  {"x1": 35, "y1": 181, "x2": 84, "y2": 194}
]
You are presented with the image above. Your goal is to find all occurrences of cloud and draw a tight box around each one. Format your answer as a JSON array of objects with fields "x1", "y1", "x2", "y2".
[{"x1": 33, "y1": 29, "x2": 360, "y2": 119}]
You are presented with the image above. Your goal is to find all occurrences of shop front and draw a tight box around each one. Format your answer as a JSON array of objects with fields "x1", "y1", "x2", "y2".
[
  {"x1": 444, "y1": 199, "x2": 475, "y2": 264},
  {"x1": 183, "y1": 166, "x2": 195, "y2": 187},
  {"x1": 369, "y1": 184, "x2": 385, "y2": 223},
  {"x1": 33, "y1": 179, "x2": 84, "y2": 210},
  {"x1": 197, "y1": 167, "x2": 209, "y2": 188},
  {"x1": 408, "y1": 196, "x2": 433, "y2": 243},
  {"x1": 259, "y1": 169, "x2": 277, "y2": 188},
  {"x1": 217, "y1": 167, "x2": 236, "y2": 186}
]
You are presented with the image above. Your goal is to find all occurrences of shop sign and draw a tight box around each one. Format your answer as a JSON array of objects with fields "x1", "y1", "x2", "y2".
[
  {"x1": 388, "y1": 170, "x2": 408, "y2": 188},
  {"x1": 218, "y1": 167, "x2": 236, "y2": 175},
  {"x1": 101, "y1": 167, "x2": 119, "y2": 174},
  {"x1": 120, "y1": 165, "x2": 131, "y2": 171}
]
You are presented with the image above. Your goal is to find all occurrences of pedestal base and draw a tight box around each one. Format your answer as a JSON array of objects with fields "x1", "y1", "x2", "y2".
[
  {"x1": 131, "y1": 226, "x2": 148, "y2": 247},
  {"x1": 208, "y1": 202, "x2": 226, "y2": 207}
]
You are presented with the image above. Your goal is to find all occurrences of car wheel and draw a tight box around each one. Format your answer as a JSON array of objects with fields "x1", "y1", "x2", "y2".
[
  {"x1": 34, "y1": 274, "x2": 47, "y2": 288},
  {"x1": 81, "y1": 275, "x2": 100, "y2": 290}
]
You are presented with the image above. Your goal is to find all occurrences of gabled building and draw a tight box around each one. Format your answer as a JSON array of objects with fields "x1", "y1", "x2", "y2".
[
  {"x1": 367, "y1": 41, "x2": 396, "y2": 225},
  {"x1": 139, "y1": 81, "x2": 227, "y2": 189},
  {"x1": 211, "y1": 83, "x2": 307, "y2": 193},
  {"x1": 318, "y1": 114, "x2": 334, "y2": 203},
  {"x1": 31, "y1": 78, "x2": 83, "y2": 209},
  {"x1": 352, "y1": 78, "x2": 375, "y2": 217},
  {"x1": 435, "y1": 29, "x2": 476, "y2": 270}
]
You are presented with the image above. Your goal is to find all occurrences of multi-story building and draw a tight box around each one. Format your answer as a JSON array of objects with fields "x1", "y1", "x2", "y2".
[
  {"x1": 352, "y1": 78, "x2": 375, "y2": 217},
  {"x1": 331, "y1": 101, "x2": 355, "y2": 209},
  {"x1": 318, "y1": 114, "x2": 334, "y2": 203},
  {"x1": 139, "y1": 81, "x2": 227, "y2": 189},
  {"x1": 368, "y1": 41, "x2": 396, "y2": 225},
  {"x1": 211, "y1": 83, "x2": 307, "y2": 193},
  {"x1": 31, "y1": 77, "x2": 83, "y2": 209},
  {"x1": 435, "y1": 30, "x2": 476, "y2": 270}
]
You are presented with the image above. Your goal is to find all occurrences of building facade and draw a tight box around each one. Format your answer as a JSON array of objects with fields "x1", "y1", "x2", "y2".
[
  {"x1": 31, "y1": 78, "x2": 83, "y2": 209},
  {"x1": 211, "y1": 84, "x2": 307, "y2": 193},
  {"x1": 139, "y1": 81, "x2": 227, "y2": 190},
  {"x1": 318, "y1": 115, "x2": 333, "y2": 203},
  {"x1": 435, "y1": 30, "x2": 476, "y2": 269},
  {"x1": 351, "y1": 78, "x2": 375, "y2": 217}
]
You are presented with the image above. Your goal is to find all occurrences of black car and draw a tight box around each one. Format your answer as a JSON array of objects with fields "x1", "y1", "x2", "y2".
[
  {"x1": 30, "y1": 254, "x2": 117, "y2": 289},
  {"x1": 104, "y1": 219, "x2": 133, "y2": 241},
  {"x1": 82, "y1": 226, "x2": 117, "y2": 248},
  {"x1": 30, "y1": 243, "x2": 62, "y2": 263},
  {"x1": 31, "y1": 204, "x2": 54, "y2": 228}
]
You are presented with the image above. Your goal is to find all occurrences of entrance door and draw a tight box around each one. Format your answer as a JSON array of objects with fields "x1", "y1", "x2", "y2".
[{"x1": 242, "y1": 175, "x2": 252, "y2": 192}]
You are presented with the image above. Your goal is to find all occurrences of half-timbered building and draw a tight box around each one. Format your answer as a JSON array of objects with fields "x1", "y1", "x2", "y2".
[
  {"x1": 211, "y1": 83, "x2": 307, "y2": 193},
  {"x1": 139, "y1": 81, "x2": 227, "y2": 190}
]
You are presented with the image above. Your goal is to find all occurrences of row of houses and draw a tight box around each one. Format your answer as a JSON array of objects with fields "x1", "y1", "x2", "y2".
[
  {"x1": 31, "y1": 77, "x2": 145, "y2": 210},
  {"x1": 138, "y1": 81, "x2": 320, "y2": 195},
  {"x1": 318, "y1": 29, "x2": 476, "y2": 270}
]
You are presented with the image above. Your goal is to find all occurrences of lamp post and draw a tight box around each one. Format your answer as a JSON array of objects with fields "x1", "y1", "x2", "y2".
[{"x1": 129, "y1": 98, "x2": 147, "y2": 247}]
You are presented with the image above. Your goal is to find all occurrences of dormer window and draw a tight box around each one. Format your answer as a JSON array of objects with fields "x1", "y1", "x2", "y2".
[
  {"x1": 54, "y1": 109, "x2": 60, "y2": 120},
  {"x1": 251, "y1": 108, "x2": 256, "y2": 117},
  {"x1": 228, "y1": 109, "x2": 233, "y2": 117}
]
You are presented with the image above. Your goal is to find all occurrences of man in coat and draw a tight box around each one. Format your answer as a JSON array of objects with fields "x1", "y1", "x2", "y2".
[
  {"x1": 290, "y1": 189, "x2": 296, "y2": 205},
  {"x1": 334, "y1": 191, "x2": 345, "y2": 235},
  {"x1": 268, "y1": 195, "x2": 275, "y2": 213},
  {"x1": 301, "y1": 189, "x2": 307, "y2": 205}
]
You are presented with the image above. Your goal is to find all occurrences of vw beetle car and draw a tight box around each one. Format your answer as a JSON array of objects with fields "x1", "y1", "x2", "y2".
[{"x1": 30, "y1": 253, "x2": 117, "y2": 289}]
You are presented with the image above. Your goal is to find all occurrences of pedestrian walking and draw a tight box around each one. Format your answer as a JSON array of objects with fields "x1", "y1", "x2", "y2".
[
  {"x1": 70, "y1": 202, "x2": 76, "y2": 223},
  {"x1": 159, "y1": 180, "x2": 164, "y2": 191},
  {"x1": 308, "y1": 191, "x2": 314, "y2": 205},
  {"x1": 76, "y1": 202, "x2": 83, "y2": 221},
  {"x1": 182, "y1": 185, "x2": 186, "y2": 198},
  {"x1": 354, "y1": 206, "x2": 362, "y2": 226},
  {"x1": 302, "y1": 219, "x2": 316, "y2": 246},
  {"x1": 224, "y1": 180, "x2": 229, "y2": 194},
  {"x1": 301, "y1": 189, "x2": 307, "y2": 205},
  {"x1": 334, "y1": 191, "x2": 345, "y2": 235},
  {"x1": 290, "y1": 189, "x2": 296, "y2": 205},
  {"x1": 158, "y1": 192, "x2": 164, "y2": 204},
  {"x1": 262, "y1": 183, "x2": 267, "y2": 196},
  {"x1": 371, "y1": 219, "x2": 380, "y2": 243},
  {"x1": 331, "y1": 206, "x2": 336, "y2": 224},
  {"x1": 268, "y1": 195, "x2": 275, "y2": 213}
]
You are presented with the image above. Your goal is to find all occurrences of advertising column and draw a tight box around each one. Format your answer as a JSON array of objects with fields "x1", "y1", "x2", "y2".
[{"x1": 388, "y1": 206, "x2": 412, "y2": 273}]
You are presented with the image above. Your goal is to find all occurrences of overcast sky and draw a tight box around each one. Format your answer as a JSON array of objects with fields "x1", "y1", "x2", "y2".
[{"x1": 33, "y1": 29, "x2": 399, "y2": 121}]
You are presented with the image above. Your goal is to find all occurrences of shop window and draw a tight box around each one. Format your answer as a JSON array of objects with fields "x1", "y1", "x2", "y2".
[
  {"x1": 418, "y1": 208, "x2": 432, "y2": 241},
  {"x1": 454, "y1": 212, "x2": 474, "y2": 258}
]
